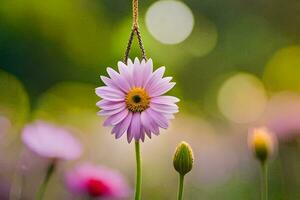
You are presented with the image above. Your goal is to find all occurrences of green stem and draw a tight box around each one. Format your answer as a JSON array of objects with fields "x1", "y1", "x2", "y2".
[
  {"x1": 177, "y1": 174, "x2": 185, "y2": 200},
  {"x1": 134, "y1": 141, "x2": 142, "y2": 200},
  {"x1": 261, "y1": 163, "x2": 268, "y2": 200},
  {"x1": 36, "y1": 162, "x2": 56, "y2": 200}
]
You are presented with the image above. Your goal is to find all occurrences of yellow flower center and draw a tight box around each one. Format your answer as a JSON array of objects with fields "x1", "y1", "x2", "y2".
[{"x1": 125, "y1": 87, "x2": 150, "y2": 112}]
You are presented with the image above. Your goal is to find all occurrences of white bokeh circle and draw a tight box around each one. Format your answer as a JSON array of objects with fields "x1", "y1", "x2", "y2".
[
  {"x1": 218, "y1": 73, "x2": 268, "y2": 124},
  {"x1": 145, "y1": 0, "x2": 194, "y2": 44}
]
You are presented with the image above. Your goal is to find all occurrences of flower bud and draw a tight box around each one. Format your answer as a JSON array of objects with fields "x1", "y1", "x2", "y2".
[
  {"x1": 248, "y1": 127, "x2": 276, "y2": 163},
  {"x1": 173, "y1": 141, "x2": 194, "y2": 175}
]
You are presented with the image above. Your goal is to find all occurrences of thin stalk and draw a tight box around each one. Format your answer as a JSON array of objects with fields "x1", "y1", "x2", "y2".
[
  {"x1": 36, "y1": 162, "x2": 56, "y2": 200},
  {"x1": 134, "y1": 141, "x2": 142, "y2": 200},
  {"x1": 177, "y1": 174, "x2": 185, "y2": 200},
  {"x1": 261, "y1": 163, "x2": 268, "y2": 200}
]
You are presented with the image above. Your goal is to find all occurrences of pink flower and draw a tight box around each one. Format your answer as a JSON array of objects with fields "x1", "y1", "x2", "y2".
[
  {"x1": 264, "y1": 92, "x2": 300, "y2": 140},
  {"x1": 22, "y1": 121, "x2": 82, "y2": 160},
  {"x1": 64, "y1": 163, "x2": 130, "y2": 199},
  {"x1": 95, "y1": 58, "x2": 179, "y2": 142}
]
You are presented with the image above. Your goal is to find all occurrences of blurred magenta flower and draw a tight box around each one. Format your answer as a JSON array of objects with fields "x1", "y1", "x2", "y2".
[
  {"x1": 65, "y1": 163, "x2": 130, "y2": 199},
  {"x1": 96, "y1": 58, "x2": 179, "y2": 143},
  {"x1": 22, "y1": 121, "x2": 82, "y2": 160}
]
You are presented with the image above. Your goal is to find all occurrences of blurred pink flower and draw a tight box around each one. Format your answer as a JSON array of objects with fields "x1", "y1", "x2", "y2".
[
  {"x1": 96, "y1": 58, "x2": 179, "y2": 143},
  {"x1": 264, "y1": 92, "x2": 300, "y2": 140},
  {"x1": 22, "y1": 121, "x2": 82, "y2": 160},
  {"x1": 65, "y1": 163, "x2": 130, "y2": 199}
]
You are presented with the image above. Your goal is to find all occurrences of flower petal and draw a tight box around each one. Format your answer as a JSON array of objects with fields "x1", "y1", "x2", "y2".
[
  {"x1": 95, "y1": 86, "x2": 124, "y2": 101},
  {"x1": 150, "y1": 103, "x2": 179, "y2": 114},
  {"x1": 118, "y1": 61, "x2": 134, "y2": 88},
  {"x1": 103, "y1": 109, "x2": 129, "y2": 126},
  {"x1": 147, "y1": 108, "x2": 169, "y2": 129},
  {"x1": 100, "y1": 76, "x2": 118, "y2": 89},
  {"x1": 147, "y1": 77, "x2": 172, "y2": 95},
  {"x1": 129, "y1": 113, "x2": 142, "y2": 141},
  {"x1": 127, "y1": 130, "x2": 134, "y2": 143},
  {"x1": 117, "y1": 61, "x2": 127, "y2": 74},
  {"x1": 134, "y1": 57, "x2": 140, "y2": 64},
  {"x1": 141, "y1": 109, "x2": 160, "y2": 134},
  {"x1": 97, "y1": 106, "x2": 126, "y2": 116},
  {"x1": 140, "y1": 127, "x2": 145, "y2": 142},
  {"x1": 133, "y1": 59, "x2": 144, "y2": 87},
  {"x1": 142, "y1": 59, "x2": 153, "y2": 87},
  {"x1": 144, "y1": 127, "x2": 152, "y2": 138},
  {"x1": 150, "y1": 82, "x2": 176, "y2": 97},
  {"x1": 96, "y1": 100, "x2": 125, "y2": 110},
  {"x1": 144, "y1": 66, "x2": 165, "y2": 90},
  {"x1": 141, "y1": 111, "x2": 153, "y2": 133},
  {"x1": 107, "y1": 68, "x2": 131, "y2": 92},
  {"x1": 127, "y1": 59, "x2": 134, "y2": 69},
  {"x1": 164, "y1": 114, "x2": 175, "y2": 120},
  {"x1": 113, "y1": 112, "x2": 133, "y2": 139},
  {"x1": 150, "y1": 96, "x2": 180, "y2": 105}
]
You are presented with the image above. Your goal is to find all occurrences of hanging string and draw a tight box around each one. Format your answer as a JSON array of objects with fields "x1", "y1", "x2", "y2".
[
  {"x1": 132, "y1": 0, "x2": 139, "y2": 29},
  {"x1": 124, "y1": 0, "x2": 147, "y2": 64}
]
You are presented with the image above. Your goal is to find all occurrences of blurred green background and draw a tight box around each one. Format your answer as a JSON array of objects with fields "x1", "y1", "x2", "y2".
[{"x1": 0, "y1": 0, "x2": 299, "y2": 199}]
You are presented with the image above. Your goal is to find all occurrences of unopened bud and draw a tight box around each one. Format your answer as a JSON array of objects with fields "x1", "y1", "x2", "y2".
[
  {"x1": 248, "y1": 127, "x2": 276, "y2": 163},
  {"x1": 173, "y1": 141, "x2": 194, "y2": 175}
]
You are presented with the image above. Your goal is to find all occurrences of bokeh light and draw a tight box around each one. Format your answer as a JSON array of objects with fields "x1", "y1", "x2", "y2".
[
  {"x1": 218, "y1": 73, "x2": 267, "y2": 124},
  {"x1": 263, "y1": 45, "x2": 300, "y2": 92},
  {"x1": 145, "y1": 0, "x2": 194, "y2": 44},
  {"x1": 183, "y1": 14, "x2": 218, "y2": 57}
]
